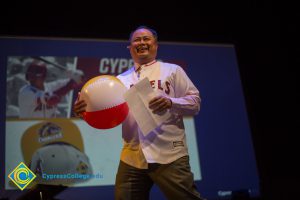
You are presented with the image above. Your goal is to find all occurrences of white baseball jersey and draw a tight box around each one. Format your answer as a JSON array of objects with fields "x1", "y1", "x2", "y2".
[
  {"x1": 18, "y1": 79, "x2": 71, "y2": 118},
  {"x1": 117, "y1": 60, "x2": 200, "y2": 169}
]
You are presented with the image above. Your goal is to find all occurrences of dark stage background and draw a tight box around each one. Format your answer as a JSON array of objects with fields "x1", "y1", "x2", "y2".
[{"x1": 0, "y1": 2, "x2": 297, "y2": 200}]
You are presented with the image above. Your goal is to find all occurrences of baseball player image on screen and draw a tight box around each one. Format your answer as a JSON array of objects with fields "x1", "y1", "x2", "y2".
[{"x1": 18, "y1": 60, "x2": 84, "y2": 119}]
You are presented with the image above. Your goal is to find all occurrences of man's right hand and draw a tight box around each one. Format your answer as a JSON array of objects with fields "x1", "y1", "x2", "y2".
[
  {"x1": 73, "y1": 92, "x2": 87, "y2": 118},
  {"x1": 68, "y1": 69, "x2": 85, "y2": 84}
]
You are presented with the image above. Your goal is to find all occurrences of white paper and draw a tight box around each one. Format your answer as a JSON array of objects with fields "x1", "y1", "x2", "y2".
[{"x1": 123, "y1": 77, "x2": 171, "y2": 136}]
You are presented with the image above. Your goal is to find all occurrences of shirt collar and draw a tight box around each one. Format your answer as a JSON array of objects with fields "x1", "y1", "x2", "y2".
[{"x1": 134, "y1": 60, "x2": 157, "y2": 72}]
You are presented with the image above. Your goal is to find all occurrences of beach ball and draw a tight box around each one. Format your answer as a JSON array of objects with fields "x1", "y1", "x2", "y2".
[{"x1": 79, "y1": 75, "x2": 129, "y2": 129}]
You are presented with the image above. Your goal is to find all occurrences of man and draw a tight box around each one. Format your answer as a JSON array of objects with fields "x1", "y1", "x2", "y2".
[
  {"x1": 73, "y1": 26, "x2": 205, "y2": 200},
  {"x1": 19, "y1": 62, "x2": 84, "y2": 118}
]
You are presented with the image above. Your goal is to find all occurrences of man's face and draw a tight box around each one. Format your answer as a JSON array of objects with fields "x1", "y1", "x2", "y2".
[
  {"x1": 129, "y1": 28, "x2": 158, "y2": 64},
  {"x1": 30, "y1": 75, "x2": 46, "y2": 89}
]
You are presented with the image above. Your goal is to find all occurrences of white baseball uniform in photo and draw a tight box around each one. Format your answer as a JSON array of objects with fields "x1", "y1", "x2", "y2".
[
  {"x1": 117, "y1": 60, "x2": 200, "y2": 169},
  {"x1": 18, "y1": 79, "x2": 71, "y2": 118}
]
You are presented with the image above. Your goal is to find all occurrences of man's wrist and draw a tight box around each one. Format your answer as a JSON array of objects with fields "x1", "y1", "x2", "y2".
[{"x1": 169, "y1": 98, "x2": 173, "y2": 108}]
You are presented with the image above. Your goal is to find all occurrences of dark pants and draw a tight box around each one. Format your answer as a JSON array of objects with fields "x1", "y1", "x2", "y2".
[{"x1": 115, "y1": 156, "x2": 205, "y2": 200}]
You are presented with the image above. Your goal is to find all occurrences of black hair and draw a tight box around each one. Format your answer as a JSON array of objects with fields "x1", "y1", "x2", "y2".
[{"x1": 129, "y1": 25, "x2": 158, "y2": 42}]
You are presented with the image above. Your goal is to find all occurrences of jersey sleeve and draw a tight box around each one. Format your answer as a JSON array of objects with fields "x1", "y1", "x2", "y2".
[
  {"x1": 46, "y1": 79, "x2": 73, "y2": 92},
  {"x1": 169, "y1": 66, "x2": 201, "y2": 116}
]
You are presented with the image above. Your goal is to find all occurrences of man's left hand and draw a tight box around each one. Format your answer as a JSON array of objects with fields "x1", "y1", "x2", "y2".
[{"x1": 149, "y1": 95, "x2": 172, "y2": 114}]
